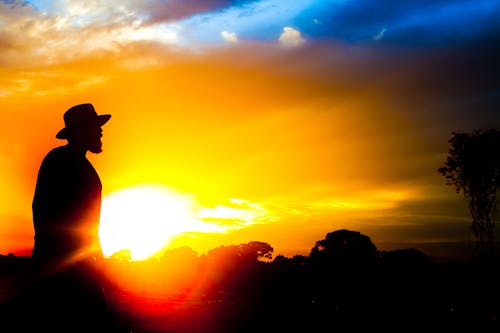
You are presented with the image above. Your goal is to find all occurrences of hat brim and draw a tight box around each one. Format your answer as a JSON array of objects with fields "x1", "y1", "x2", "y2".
[{"x1": 56, "y1": 114, "x2": 111, "y2": 139}]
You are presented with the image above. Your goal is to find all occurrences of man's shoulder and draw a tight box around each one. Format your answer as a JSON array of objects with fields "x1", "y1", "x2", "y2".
[
  {"x1": 44, "y1": 145, "x2": 67, "y2": 157},
  {"x1": 42, "y1": 145, "x2": 74, "y2": 164}
]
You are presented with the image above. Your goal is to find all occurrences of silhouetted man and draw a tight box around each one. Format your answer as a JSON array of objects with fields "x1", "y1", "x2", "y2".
[{"x1": 30, "y1": 103, "x2": 112, "y2": 331}]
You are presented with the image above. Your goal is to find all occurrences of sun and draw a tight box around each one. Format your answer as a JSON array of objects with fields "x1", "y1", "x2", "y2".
[{"x1": 98, "y1": 184, "x2": 196, "y2": 261}]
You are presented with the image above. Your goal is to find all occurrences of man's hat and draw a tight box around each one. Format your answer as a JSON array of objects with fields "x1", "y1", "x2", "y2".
[{"x1": 56, "y1": 103, "x2": 111, "y2": 139}]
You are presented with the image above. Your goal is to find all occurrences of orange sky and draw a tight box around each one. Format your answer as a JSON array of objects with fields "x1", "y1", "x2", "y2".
[
  {"x1": 1, "y1": 1, "x2": 498, "y2": 259},
  {"x1": 0, "y1": 46, "x2": 473, "y2": 258}
]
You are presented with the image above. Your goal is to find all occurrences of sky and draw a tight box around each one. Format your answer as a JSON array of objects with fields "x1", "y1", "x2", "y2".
[{"x1": 1, "y1": 0, "x2": 499, "y2": 259}]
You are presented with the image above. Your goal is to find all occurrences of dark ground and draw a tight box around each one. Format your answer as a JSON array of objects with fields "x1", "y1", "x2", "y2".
[{"x1": 1, "y1": 254, "x2": 500, "y2": 333}]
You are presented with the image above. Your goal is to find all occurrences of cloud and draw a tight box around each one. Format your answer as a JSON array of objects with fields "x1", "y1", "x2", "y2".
[
  {"x1": 1, "y1": 0, "x2": 266, "y2": 66},
  {"x1": 197, "y1": 198, "x2": 270, "y2": 228},
  {"x1": 278, "y1": 26, "x2": 305, "y2": 47},
  {"x1": 176, "y1": 1, "x2": 314, "y2": 45},
  {"x1": 30, "y1": 0, "x2": 234, "y2": 23},
  {"x1": 221, "y1": 30, "x2": 238, "y2": 42},
  {"x1": 140, "y1": 0, "x2": 240, "y2": 23},
  {"x1": 373, "y1": 27, "x2": 387, "y2": 41},
  {"x1": 299, "y1": 0, "x2": 500, "y2": 45},
  {"x1": 0, "y1": 1, "x2": 183, "y2": 67}
]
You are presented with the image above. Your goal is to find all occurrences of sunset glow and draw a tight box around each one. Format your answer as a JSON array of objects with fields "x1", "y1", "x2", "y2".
[
  {"x1": 2, "y1": 2, "x2": 500, "y2": 333},
  {"x1": 99, "y1": 185, "x2": 198, "y2": 260},
  {"x1": 98, "y1": 185, "x2": 263, "y2": 260},
  {"x1": 0, "y1": 0, "x2": 498, "y2": 259}
]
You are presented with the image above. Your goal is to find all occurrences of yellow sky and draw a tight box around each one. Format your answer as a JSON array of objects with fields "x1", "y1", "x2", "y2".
[{"x1": 0, "y1": 38, "x2": 477, "y2": 258}]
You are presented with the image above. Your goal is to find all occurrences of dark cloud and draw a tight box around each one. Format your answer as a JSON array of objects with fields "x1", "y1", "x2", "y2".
[
  {"x1": 142, "y1": 0, "x2": 258, "y2": 23},
  {"x1": 282, "y1": 35, "x2": 500, "y2": 127},
  {"x1": 296, "y1": 0, "x2": 500, "y2": 46}
]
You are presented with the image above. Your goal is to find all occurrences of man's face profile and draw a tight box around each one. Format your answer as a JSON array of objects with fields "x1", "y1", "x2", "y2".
[
  {"x1": 87, "y1": 124, "x2": 103, "y2": 154},
  {"x1": 71, "y1": 123, "x2": 103, "y2": 154}
]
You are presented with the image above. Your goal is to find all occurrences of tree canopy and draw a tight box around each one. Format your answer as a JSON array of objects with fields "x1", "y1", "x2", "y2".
[
  {"x1": 309, "y1": 229, "x2": 378, "y2": 265},
  {"x1": 438, "y1": 128, "x2": 500, "y2": 246}
]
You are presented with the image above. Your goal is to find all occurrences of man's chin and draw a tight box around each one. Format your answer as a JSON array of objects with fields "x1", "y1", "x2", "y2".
[{"x1": 89, "y1": 145, "x2": 103, "y2": 154}]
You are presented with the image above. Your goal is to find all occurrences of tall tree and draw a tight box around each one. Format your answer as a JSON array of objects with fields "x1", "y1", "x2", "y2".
[
  {"x1": 438, "y1": 129, "x2": 500, "y2": 251},
  {"x1": 309, "y1": 229, "x2": 378, "y2": 265}
]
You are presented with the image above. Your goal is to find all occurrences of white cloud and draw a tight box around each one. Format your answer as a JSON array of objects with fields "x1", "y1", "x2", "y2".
[
  {"x1": 0, "y1": 1, "x2": 180, "y2": 66},
  {"x1": 197, "y1": 198, "x2": 270, "y2": 227},
  {"x1": 116, "y1": 23, "x2": 179, "y2": 44},
  {"x1": 56, "y1": 0, "x2": 140, "y2": 26},
  {"x1": 221, "y1": 30, "x2": 238, "y2": 43},
  {"x1": 373, "y1": 27, "x2": 387, "y2": 41},
  {"x1": 278, "y1": 26, "x2": 305, "y2": 47}
]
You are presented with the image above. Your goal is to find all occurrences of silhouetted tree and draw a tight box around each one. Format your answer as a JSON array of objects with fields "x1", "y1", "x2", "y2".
[
  {"x1": 380, "y1": 248, "x2": 430, "y2": 268},
  {"x1": 203, "y1": 241, "x2": 273, "y2": 294},
  {"x1": 309, "y1": 229, "x2": 378, "y2": 266},
  {"x1": 161, "y1": 246, "x2": 199, "y2": 262},
  {"x1": 273, "y1": 254, "x2": 309, "y2": 267},
  {"x1": 205, "y1": 244, "x2": 240, "y2": 266},
  {"x1": 206, "y1": 241, "x2": 273, "y2": 264},
  {"x1": 240, "y1": 241, "x2": 274, "y2": 262},
  {"x1": 438, "y1": 129, "x2": 500, "y2": 252},
  {"x1": 272, "y1": 254, "x2": 291, "y2": 265}
]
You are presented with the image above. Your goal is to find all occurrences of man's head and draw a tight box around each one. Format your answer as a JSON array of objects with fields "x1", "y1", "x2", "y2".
[{"x1": 56, "y1": 103, "x2": 111, "y2": 153}]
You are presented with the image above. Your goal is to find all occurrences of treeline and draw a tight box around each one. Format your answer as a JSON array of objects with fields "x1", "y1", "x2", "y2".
[
  {"x1": 104, "y1": 229, "x2": 427, "y2": 295},
  {"x1": 102, "y1": 229, "x2": 499, "y2": 331},
  {"x1": 1, "y1": 229, "x2": 499, "y2": 331}
]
